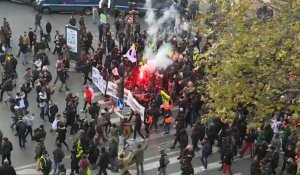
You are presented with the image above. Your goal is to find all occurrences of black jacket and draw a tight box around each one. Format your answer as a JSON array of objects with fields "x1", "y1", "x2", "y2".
[
  {"x1": 45, "y1": 22, "x2": 52, "y2": 33},
  {"x1": 1, "y1": 141, "x2": 12, "y2": 155},
  {"x1": 0, "y1": 165, "x2": 16, "y2": 175},
  {"x1": 49, "y1": 104, "x2": 58, "y2": 115},
  {"x1": 53, "y1": 147, "x2": 64, "y2": 162},
  {"x1": 98, "y1": 151, "x2": 109, "y2": 168}
]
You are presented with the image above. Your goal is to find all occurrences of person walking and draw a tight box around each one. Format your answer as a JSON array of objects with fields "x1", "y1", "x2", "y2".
[
  {"x1": 38, "y1": 91, "x2": 47, "y2": 121},
  {"x1": 191, "y1": 124, "x2": 202, "y2": 151},
  {"x1": 81, "y1": 85, "x2": 94, "y2": 112},
  {"x1": 265, "y1": 145, "x2": 279, "y2": 175},
  {"x1": 48, "y1": 100, "x2": 58, "y2": 124},
  {"x1": 200, "y1": 137, "x2": 212, "y2": 169},
  {"x1": 16, "y1": 117, "x2": 27, "y2": 148},
  {"x1": 19, "y1": 41, "x2": 29, "y2": 65},
  {"x1": 79, "y1": 15, "x2": 85, "y2": 27},
  {"x1": 239, "y1": 128, "x2": 256, "y2": 158},
  {"x1": 133, "y1": 141, "x2": 147, "y2": 175},
  {"x1": 45, "y1": 20, "x2": 52, "y2": 42},
  {"x1": 280, "y1": 144, "x2": 295, "y2": 174},
  {"x1": 178, "y1": 129, "x2": 189, "y2": 160},
  {"x1": 158, "y1": 150, "x2": 169, "y2": 175},
  {"x1": 97, "y1": 147, "x2": 109, "y2": 175},
  {"x1": 56, "y1": 123, "x2": 69, "y2": 150},
  {"x1": 37, "y1": 151, "x2": 51, "y2": 175},
  {"x1": 1, "y1": 137, "x2": 12, "y2": 165},
  {"x1": 34, "y1": 12, "x2": 43, "y2": 32},
  {"x1": 24, "y1": 111, "x2": 34, "y2": 140},
  {"x1": 108, "y1": 139, "x2": 118, "y2": 172},
  {"x1": 92, "y1": 7, "x2": 99, "y2": 25},
  {"x1": 0, "y1": 129, "x2": 2, "y2": 155},
  {"x1": 57, "y1": 66, "x2": 70, "y2": 92},
  {"x1": 223, "y1": 150, "x2": 234, "y2": 175},
  {"x1": 53, "y1": 143, "x2": 65, "y2": 174},
  {"x1": 163, "y1": 113, "x2": 171, "y2": 135},
  {"x1": 82, "y1": 60, "x2": 93, "y2": 85},
  {"x1": 79, "y1": 154, "x2": 91, "y2": 175},
  {"x1": 131, "y1": 114, "x2": 145, "y2": 140}
]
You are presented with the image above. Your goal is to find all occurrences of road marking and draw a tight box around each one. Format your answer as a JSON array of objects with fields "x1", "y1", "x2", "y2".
[
  {"x1": 168, "y1": 156, "x2": 249, "y2": 175},
  {"x1": 15, "y1": 155, "x2": 71, "y2": 171},
  {"x1": 129, "y1": 146, "x2": 221, "y2": 172}
]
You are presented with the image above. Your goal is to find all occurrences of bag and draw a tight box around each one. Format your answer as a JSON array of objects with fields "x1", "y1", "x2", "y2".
[
  {"x1": 36, "y1": 158, "x2": 41, "y2": 170},
  {"x1": 52, "y1": 119, "x2": 58, "y2": 130},
  {"x1": 118, "y1": 159, "x2": 124, "y2": 169},
  {"x1": 164, "y1": 156, "x2": 170, "y2": 165},
  {"x1": 44, "y1": 156, "x2": 52, "y2": 172},
  {"x1": 9, "y1": 142, "x2": 13, "y2": 151}
]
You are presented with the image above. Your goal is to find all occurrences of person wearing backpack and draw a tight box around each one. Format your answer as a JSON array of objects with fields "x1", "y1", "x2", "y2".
[
  {"x1": 158, "y1": 149, "x2": 169, "y2": 175},
  {"x1": 79, "y1": 154, "x2": 91, "y2": 175},
  {"x1": 37, "y1": 151, "x2": 52, "y2": 175}
]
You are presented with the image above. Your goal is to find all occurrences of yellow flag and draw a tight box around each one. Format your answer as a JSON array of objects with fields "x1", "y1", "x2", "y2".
[
  {"x1": 160, "y1": 90, "x2": 170, "y2": 105},
  {"x1": 168, "y1": 50, "x2": 173, "y2": 57}
]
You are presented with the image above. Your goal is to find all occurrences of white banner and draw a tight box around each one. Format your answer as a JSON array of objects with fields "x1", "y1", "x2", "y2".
[
  {"x1": 92, "y1": 67, "x2": 145, "y2": 118},
  {"x1": 92, "y1": 67, "x2": 106, "y2": 94},
  {"x1": 66, "y1": 27, "x2": 78, "y2": 53}
]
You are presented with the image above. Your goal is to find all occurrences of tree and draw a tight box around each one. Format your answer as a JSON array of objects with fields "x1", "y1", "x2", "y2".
[{"x1": 194, "y1": 0, "x2": 300, "y2": 124}]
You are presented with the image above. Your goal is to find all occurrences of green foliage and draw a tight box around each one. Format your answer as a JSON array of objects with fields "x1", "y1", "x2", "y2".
[{"x1": 195, "y1": 0, "x2": 300, "y2": 123}]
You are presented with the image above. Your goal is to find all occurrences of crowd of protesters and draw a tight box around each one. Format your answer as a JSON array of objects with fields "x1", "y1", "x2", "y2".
[{"x1": 0, "y1": 1, "x2": 299, "y2": 175}]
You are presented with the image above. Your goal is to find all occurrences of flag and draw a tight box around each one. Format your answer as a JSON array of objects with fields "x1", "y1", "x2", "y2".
[
  {"x1": 124, "y1": 44, "x2": 137, "y2": 63},
  {"x1": 160, "y1": 90, "x2": 170, "y2": 105}
]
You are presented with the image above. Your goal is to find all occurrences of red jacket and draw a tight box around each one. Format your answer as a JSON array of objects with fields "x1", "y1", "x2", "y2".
[{"x1": 84, "y1": 88, "x2": 93, "y2": 103}]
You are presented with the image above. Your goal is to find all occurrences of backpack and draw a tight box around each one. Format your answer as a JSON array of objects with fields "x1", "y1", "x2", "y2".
[
  {"x1": 118, "y1": 159, "x2": 124, "y2": 169},
  {"x1": 180, "y1": 134, "x2": 188, "y2": 146},
  {"x1": 42, "y1": 156, "x2": 52, "y2": 172},
  {"x1": 164, "y1": 156, "x2": 170, "y2": 165}
]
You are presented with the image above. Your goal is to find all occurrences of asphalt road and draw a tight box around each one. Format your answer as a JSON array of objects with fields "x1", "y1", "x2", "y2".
[{"x1": 0, "y1": 1, "x2": 260, "y2": 175}]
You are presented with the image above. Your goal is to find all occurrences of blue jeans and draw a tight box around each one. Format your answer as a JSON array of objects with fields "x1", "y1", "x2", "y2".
[
  {"x1": 201, "y1": 155, "x2": 208, "y2": 169},
  {"x1": 54, "y1": 161, "x2": 60, "y2": 174},
  {"x1": 164, "y1": 124, "x2": 170, "y2": 134},
  {"x1": 158, "y1": 167, "x2": 166, "y2": 175},
  {"x1": 20, "y1": 52, "x2": 28, "y2": 65},
  {"x1": 40, "y1": 106, "x2": 45, "y2": 120},
  {"x1": 110, "y1": 157, "x2": 117, "y2": 171}
]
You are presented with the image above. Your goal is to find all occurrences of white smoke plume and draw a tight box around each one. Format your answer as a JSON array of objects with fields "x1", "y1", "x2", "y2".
[
  {"x1": 141, "y1": 0, "x2": 178, "y2": 74},
  {"x1": 142, "y1": 43, "x2": 173, "y2": 73}
]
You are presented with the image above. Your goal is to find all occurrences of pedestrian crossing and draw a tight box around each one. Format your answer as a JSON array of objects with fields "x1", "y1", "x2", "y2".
[
  {"x1": 15, "y1": 135, "x2": 248, "y2": 175},
  {"x1": 126, "y1": 145, "x2": 247, "y2": 175}
]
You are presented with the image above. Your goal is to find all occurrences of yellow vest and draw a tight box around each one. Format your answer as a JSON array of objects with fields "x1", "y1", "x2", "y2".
[{"x1": 76, "y1": 139, "x2": 83, "y2": 158}]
